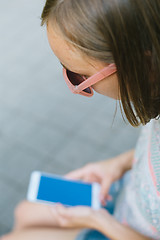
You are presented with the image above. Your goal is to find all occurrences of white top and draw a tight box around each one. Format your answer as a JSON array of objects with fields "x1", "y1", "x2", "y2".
[{"x1": 114, "y1": 120, "x2": 160, "y2": 239}]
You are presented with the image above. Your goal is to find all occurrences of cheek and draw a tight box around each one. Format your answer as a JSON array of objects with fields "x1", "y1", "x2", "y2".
[{"x1": 92, "y1": 74, "x2": 119, "y2": 99}]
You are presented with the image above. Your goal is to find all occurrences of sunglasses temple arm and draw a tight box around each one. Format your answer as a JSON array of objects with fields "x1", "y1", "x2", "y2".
[{"x1": 76, "y1": 67, "x2": 117, "y2": 92}]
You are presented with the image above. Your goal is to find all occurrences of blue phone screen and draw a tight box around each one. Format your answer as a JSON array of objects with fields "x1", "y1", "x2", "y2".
[{"x1": 37, "y1": 175, "x2": 92, "y2": 207}]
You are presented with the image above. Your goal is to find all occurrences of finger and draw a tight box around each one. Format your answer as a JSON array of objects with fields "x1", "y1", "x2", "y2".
[
  {"x1": 65, "y1": 168, "x2": 85, "y2": 180},
  {"x1": 100, "y1": 179, "x2": 112, "y2": 203},
  {"x1": 56, "y1": 204, "x2": 73, "y2": 217},
  {"x1": 55, "y1": 204, "x2": 67, "y2": 216},
  {"x1": 54, "y1": 206, "x2": 71, "y2": 227},
  {"x1": 106, "y1": 195, "x2": 112, "y2": 201},
  {"x1": 100, "y1": 194, "x2": 112, "y2": 206},
  {"x1": 83, "y1": 174, "x2": 100, "y2": 183},
  {"x1": 101, "y1": 199, "x2": 107, "y2": 207},
  {"x1": 83, "y1": 176, "x2": 94, "y2": 183}
]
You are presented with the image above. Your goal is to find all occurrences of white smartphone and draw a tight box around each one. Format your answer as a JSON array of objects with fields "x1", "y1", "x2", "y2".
[{"x1": 27, "y1": 171, "x2": 101, "y2": 210}]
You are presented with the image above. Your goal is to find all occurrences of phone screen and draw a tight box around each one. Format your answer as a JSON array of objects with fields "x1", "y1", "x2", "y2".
[{"x1": 37, "y1": 175, "x2": 92, "y2": 207}]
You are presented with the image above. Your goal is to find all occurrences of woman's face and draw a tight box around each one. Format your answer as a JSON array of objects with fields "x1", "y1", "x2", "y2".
[{"x1": 47, "y1": 20, "x2": 119, "y2": 99}]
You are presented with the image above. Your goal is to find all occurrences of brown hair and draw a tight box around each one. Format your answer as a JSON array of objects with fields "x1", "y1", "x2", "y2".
[{"x1": 41, "y1": 0, "x2": 160, "y2": 126}]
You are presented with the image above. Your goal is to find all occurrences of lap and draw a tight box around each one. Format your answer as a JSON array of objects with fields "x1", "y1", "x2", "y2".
[
  {"x1": 2, "y1": 228, "x2": 81, "y2": 240},
  {"x1": 76, "y1": 229, "x2": 109, "y2": 240}
]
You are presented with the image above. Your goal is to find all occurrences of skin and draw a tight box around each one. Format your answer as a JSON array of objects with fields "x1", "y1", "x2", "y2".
[
  {"x1": 1, "y1": 21, "x2": 152, "y2": 240},
  {"x1": 47, "y1": 20, "x2": 120, "y2": 99}
]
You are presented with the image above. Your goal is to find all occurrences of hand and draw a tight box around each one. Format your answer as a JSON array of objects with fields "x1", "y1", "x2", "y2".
[
  {"x1": 65, "y1": 150, "x2": 134, "y2": 205},
  {"x1": 50, "y1": 205, "x2": 151, "y2": 240},
  {"x1": 50, "y1": 204, "x2": 96, "y2": 229}
]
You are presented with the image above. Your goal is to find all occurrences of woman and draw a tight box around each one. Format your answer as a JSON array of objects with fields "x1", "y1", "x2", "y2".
[{"x1": 2, "y1": 0, "x2": 160, "y2": 239}]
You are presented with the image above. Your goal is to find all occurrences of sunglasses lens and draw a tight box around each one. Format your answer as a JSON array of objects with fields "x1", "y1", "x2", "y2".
[{"x1": 66, "y1": 70, "x2": 91, "y2": 94}]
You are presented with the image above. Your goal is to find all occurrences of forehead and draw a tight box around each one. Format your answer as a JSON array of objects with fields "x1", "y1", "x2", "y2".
[
  {"x1": 46, "y1": 21, "x2": 95, "y2": 74},
  {"x1": 47, "y1": 21, "x2": 76, "y2": 57},
  {"x1": 46, "y1": 20, "x2": 108, "y2": 75}
]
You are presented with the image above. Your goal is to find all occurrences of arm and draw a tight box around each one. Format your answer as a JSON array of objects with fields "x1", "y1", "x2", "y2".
[
  {"x1": 14, "y1": 201, "x2": 60, "y2": 230},
  {"x1": 66, "y1": 149, "x2": 135, "y2": 205},
  {"x1": 93, "y1": 209, "x2": 152, "y2": 240},
  {"x1": 14, "y1": 150, "x2": 135, "y2": 231},
  {"x1": 114, "y1": 149, "x2": 134, "y2": 173},
  {"x1": 48, "y1": 204, "x2": 152, "y2": 240}
]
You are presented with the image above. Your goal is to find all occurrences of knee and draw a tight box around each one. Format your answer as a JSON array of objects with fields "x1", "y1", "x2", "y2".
[
  {"x1": 1, "y1": 233, "x2": 13, "y2": 240},
  {"x1": 14, "y1": 200, "x2": 28, "y2": 220},
  {"x1": 14, "y1": 200, "x2": 29, "y2": 229}
]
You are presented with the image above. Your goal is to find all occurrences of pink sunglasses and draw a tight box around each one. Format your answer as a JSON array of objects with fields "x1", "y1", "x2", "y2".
[{"x1": 63, "y1": 63, "x2": 117, "y2": 97}]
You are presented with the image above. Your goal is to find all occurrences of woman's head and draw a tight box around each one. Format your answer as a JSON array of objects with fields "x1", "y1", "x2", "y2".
[
  {"x1": 47, "y1": 21, "x2": 119, "y2": 98},
  {"x1": 41, "y1": 0, "x2": 160, "y2": 127}
]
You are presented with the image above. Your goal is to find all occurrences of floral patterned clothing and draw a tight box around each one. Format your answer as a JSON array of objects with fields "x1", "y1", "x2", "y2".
[{"x1": 114, "y1": 119, "x2": 160, "y2": 239}]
